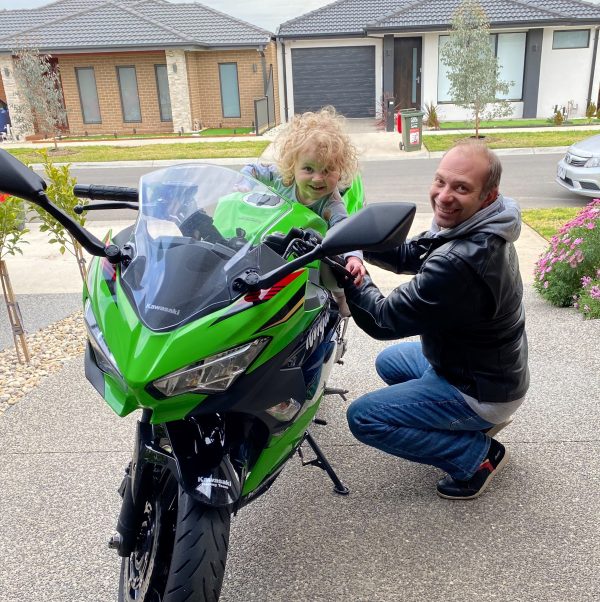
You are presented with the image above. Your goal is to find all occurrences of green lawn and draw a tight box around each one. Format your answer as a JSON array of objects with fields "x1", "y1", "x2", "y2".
[
  {"x1": 438, "y1": 118, "x2": 600, "y2": 129},
  {"x1": 521, "y1": 208, "x2": 579, "y2": 239},
  {"x1": 8, "y1": 141, "x2": 270, "y2": 163},
  {"x1": 423, "y1": 129, "x2": 599, "y2": 152},
  {"x1": 198, "y1": 127, "x2": 254, "y2": 136}
]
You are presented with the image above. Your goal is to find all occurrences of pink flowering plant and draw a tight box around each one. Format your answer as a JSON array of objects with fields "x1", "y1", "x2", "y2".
[{"x1": 533, "y1": 199, "x2": 600, "y2": 316}]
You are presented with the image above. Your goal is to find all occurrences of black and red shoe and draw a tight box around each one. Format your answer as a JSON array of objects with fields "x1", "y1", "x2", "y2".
[{"x1": 436, "y1": 439, "x2": 509, "y2": 500}]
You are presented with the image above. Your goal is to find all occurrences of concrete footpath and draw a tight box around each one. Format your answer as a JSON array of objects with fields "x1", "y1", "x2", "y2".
[{"x1": 0, "y1": 131, "x2": 599, "y2": 601}]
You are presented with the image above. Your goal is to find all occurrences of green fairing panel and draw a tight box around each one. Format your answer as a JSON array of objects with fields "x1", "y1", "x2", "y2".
[
  {"x1": 242, "y1": 396, "x2": 321, "y2": 494},
  {"x1": 342, "y1": 174, "x2": 365, "y2": 215}
]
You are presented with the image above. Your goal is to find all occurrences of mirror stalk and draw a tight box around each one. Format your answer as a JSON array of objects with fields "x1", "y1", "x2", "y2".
[
  {"x1": 35, "y1": 191, "x2": 117, "y2": 260},
  {"x1": 234, "y1": 245, "x2": 322, "y2": 293}
]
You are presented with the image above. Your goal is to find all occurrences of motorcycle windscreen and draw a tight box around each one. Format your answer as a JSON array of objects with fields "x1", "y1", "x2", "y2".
[{"x1": 120, "y1": 163, "x2": 293, "y2": 331}]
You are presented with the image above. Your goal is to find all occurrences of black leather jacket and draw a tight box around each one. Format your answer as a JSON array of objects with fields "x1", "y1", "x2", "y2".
[{"x1": 345, "y1": 201, "x2": 529, "y2": 404}]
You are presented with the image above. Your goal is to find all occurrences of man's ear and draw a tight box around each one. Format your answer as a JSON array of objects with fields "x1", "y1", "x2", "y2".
[{"x1": 481, "y1": 187, "x2": 499, "y2": 208}]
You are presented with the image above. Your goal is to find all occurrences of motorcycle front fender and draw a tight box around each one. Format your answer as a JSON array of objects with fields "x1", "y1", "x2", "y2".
[{"x1": 133, "y1": 418, "x2": 242, "y2": 508}]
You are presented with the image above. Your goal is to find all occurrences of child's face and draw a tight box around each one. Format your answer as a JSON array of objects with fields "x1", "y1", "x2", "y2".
[{"x1": 293, "y1": 144, "x2": 341, "y2": 205}]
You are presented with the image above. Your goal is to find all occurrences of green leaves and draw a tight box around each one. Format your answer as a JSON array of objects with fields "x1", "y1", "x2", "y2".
[{"x1": 0, "y1": 195, "x2": 29, "y2": 260}]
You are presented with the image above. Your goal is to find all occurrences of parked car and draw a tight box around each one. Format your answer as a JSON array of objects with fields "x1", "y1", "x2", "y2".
[{"x1": 556, "y1": 134, "x2": 600, "y2": 198}]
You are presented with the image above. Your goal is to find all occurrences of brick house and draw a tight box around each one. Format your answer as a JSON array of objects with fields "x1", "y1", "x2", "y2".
[{"x1": 0, "y1": 0, "x2": 280, "y2": 138}]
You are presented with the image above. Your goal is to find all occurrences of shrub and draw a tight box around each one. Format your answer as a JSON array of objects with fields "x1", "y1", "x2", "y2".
[
  {"x1": 574, "y1": 272, "x2": 600, "y2": 319},
  {"x1": 552, "y1": 108, "x2": 564, "y2": 126},
  {"x1": 586, "y1": 102, "x2": 597, "y2": 123},
  {"x1": 424, "y1": 101, "x2": 440, "y2": 129},
  {"x1": 534, "y1": 200, "x2": 600, "y2": 314},
  {"x1": 0, "y1": 193, "x2": 29, "y2": 260}
]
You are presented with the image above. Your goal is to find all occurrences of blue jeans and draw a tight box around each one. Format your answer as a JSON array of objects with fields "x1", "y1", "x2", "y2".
[{"x1": 347, "y1": 342, "x2": 495, "y2": 480}]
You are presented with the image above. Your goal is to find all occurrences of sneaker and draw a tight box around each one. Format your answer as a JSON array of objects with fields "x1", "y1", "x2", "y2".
[
  {"x1": 436, "y1": 439, "x2": 509, "y2": 500},
  {"x1": 483, "y1": 417, "x2": 513, "y2": 438}
]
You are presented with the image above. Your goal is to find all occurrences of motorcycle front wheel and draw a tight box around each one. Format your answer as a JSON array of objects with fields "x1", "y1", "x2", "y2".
[{"x1": 118, "y1": 471, "x2": 231, "y2": 602}]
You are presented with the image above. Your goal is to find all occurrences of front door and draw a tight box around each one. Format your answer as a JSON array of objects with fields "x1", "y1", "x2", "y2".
[{"x1": 394, "y1": 38, "x2": 422, "y2": 110}]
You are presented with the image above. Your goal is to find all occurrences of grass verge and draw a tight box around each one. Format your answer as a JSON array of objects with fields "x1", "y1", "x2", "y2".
[
  {"x1": 438, "y1": 118, "x2": 600, "y2": 129},
  {"x1": 423, "y1": 129, "x2": 599, "y2": 152},
  {"x1": 521, "y1": 207, "x2": 579, "y2": 240},
  {"x1": 7, "y1": 141, "x2": 270, "y2": 163}
]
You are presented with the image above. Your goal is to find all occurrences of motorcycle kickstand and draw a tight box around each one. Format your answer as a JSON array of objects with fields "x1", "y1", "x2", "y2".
[
  {"x1": 298, "y1": 430, "x2": 349, "y2": 495},
  {"x1": 324, "y1": 386, "x2": 348, "y2": 401}
]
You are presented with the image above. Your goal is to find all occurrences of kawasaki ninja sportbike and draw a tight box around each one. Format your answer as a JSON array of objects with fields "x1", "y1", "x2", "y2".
[{"x1": 0, "y1": 150, "x2": 415, "y2": 602}]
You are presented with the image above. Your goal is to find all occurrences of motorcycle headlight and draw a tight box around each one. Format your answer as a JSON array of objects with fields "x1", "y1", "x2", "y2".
[
  {"x1": 584, "y1": 156, "x2": 600, "y2": 168},
  {"x1": 84, "y1": 300, "x2": 124, "y2": 386},
  {"x1": 153, "y1": 337, "x2": 270, "y2": 397}
]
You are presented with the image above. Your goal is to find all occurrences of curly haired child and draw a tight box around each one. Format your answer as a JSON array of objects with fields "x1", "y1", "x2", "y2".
[{"x1": 240, "y1": 107, "x2": 366, "y2": 315}]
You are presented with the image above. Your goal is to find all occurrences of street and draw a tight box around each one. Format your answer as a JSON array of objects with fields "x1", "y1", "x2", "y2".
[{"x1": 45, "y1": 152, "x2": 589, "y2": 223}]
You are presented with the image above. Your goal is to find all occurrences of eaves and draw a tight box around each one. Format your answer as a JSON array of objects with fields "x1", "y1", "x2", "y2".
[
  {"x1": 276, "y1": 31, "x2": 366, "y2": 41},
  {"x1": 365, "y1": 18, "x2": 600, "y2": 35}
]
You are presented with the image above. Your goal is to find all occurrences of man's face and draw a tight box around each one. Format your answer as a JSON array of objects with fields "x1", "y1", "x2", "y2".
[
  {"x1": 293, "y1": 144, "x2": 341, "y2": 205},
  {"x1": 429, "y1": 146, "x2": 497, "y2": 228}
]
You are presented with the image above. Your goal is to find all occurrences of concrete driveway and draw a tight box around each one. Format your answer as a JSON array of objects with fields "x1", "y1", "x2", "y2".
[{"x1": 0, "y1": 215, "x2": 599, "y2": 601}]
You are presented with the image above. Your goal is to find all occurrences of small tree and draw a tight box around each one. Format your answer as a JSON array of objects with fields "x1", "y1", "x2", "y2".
[
  {"x1": 0, "y1": 193, "x2": 31, "y2": 362},
  {"x1": 31, "y1": 150, "x2": 89, "y2": 281},
  {"x1": 440, "y1": 0, "x2": 513, "y2": 138},
  {"x1": 11, "y1": 46, "x2": 67, "y2": 149}
]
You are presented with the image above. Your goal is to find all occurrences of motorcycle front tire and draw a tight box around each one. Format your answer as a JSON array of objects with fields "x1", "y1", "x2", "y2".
[{"x1": 118, "y1": 472, "x2": 231, "y2": 602}]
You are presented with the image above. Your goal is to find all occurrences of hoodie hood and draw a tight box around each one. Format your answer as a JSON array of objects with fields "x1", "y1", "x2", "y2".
[{"x1": 429, "y1": 194, "x2": 521, "y2": 243}]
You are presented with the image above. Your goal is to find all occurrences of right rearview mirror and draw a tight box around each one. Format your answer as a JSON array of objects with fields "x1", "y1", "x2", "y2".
[{"x1": 321, "y1": 202, "x2": 416, "y2": 256}]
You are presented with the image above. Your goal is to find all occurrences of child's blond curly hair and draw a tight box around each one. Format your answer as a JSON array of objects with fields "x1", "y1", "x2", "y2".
[{"x1": 274, "y1": 106, "x2": 358, "y2": 188}]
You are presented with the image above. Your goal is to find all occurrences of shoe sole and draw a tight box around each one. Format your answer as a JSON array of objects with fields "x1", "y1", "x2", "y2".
[
  {"x1": 436, "y1": 450, "x2": 510, "y2": 500},
  {"x1": 484, "y1": 418, "x2": 513, "y2": 438}
]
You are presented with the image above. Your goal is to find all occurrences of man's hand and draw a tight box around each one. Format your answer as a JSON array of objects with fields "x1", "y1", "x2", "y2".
[{"x1": 345, "y1": 256, "x2": 366, "y2": 286}]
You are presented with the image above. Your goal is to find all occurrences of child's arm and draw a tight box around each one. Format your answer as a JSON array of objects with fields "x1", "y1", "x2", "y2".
[{"x1": 239, "y1": 162, "x2": 280, "y2": 185}]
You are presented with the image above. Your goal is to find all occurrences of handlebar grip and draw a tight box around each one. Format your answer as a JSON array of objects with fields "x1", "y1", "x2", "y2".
[{"x1": 73, "y1": 184, "x2": 138, "y2": 202}]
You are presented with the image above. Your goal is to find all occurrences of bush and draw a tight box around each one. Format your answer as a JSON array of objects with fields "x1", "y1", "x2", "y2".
[
  {"x1": 0, "y1": 193, "x2": 29, "y2": 260},
  {"x1": 586, "y1": 102, "x2": 597, "y2": 123},
  {"x1": 533, "y1": 200, "x2": 600, "y2": 315},
  {"x1": 424, "y1": 101, "x2": 440, "y2": 129},
  {"x1": 552, "y1": 108, "x2": 564, "y2": 126}
]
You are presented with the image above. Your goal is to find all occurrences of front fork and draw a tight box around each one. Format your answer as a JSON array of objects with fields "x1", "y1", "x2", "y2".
[{"x1": 109, "y1": 410, "x2": 241, "y2": 557}]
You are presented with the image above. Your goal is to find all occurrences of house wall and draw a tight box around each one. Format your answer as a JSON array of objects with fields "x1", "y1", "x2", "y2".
[
  {"x1": 186, "y1": 41, "x2": 280, "y2": 129},
  {"x1": 280, "y1": 37, "x2": 383, "y2": 120},
  {"x1": 537, "y1": 27, "x2": 598, "y2": 119},
  {"x1": 0, "y1": 70, "x2": 6, "y2": 104},
  {"x1": 421, "y1": 31, "x2": 524, "y2": 122},
  {"x1": 57, "y1": 51, "x2": 173, "y2": 135}
]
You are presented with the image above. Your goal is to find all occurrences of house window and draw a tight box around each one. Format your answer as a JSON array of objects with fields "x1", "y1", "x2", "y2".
[
  {"x1": 218, "y1": 63, "x2": 241, "y2": 118},
  {"x1": 155, "y1": 64, "x2": 172, "y2": 122},
  {"x1": 75, "y1": 67, "x2": 101, "y2": 124},
  {"x1": 117, "y1": 66, "x2": 142, "y2": 122},
  {"x1": 438, "y1": 33, "x2": 526, "y2": 102},
  {"x1": 553, "y1": 30, "x2": 590, "y2": 49}
]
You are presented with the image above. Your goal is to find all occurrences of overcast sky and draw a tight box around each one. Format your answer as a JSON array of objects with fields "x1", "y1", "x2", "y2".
[
  {"x1": 2, "y1": 0, "x2": 600, "y2": 31},
  {"x1": 0, "y1": 0, "x2": 335, "y2": 32}
]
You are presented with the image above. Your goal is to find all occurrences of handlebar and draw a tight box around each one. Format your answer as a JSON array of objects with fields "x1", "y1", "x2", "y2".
[{"x1": 74, "y1": 184, "x2": 138, "y2": 202}]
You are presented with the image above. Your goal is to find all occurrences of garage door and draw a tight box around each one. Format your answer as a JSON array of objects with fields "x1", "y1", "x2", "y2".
[{"x1": 291, "y1": 46, "x2": 375, "y2": 118}]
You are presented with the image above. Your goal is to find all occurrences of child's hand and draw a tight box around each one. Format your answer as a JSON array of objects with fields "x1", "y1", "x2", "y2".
[{"x1": 345, "y1": 256, "x2": 366, "y2": 286}]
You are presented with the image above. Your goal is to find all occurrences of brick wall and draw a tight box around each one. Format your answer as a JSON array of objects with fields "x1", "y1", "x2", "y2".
[
  {"x1": 57, "y1": 51, "x2": 173, "y2": 135},
  {"x1": 186, "y1": 41, "x2": 281, "y2": 129}
]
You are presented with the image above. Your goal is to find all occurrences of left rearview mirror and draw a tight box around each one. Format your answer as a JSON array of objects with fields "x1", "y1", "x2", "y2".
[{"x1": 0, "y1": 148, "x2": 48, "y2": 205}]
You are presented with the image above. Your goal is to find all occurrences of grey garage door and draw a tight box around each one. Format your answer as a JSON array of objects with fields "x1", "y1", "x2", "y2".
[{"x1": 291, "y1": 46, "x2": 375, "y2": 117}]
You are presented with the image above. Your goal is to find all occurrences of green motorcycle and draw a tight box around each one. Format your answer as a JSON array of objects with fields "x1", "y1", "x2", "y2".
[{"x1": 0, "y1": 151, "x2": 415, "y2": 602}]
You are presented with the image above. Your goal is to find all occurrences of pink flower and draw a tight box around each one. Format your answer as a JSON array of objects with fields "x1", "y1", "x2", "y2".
[{"x1": 543, "y1": 281, "x2": 549, "y2": 289}]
